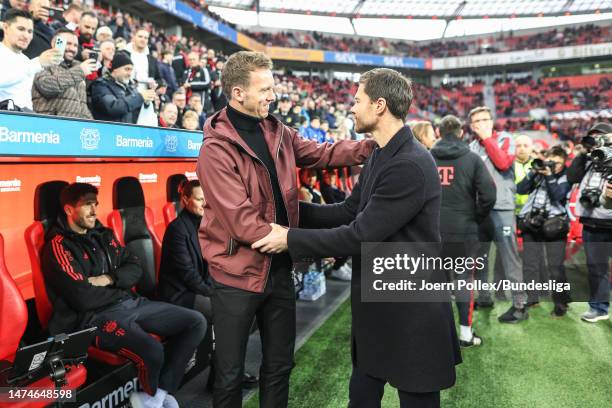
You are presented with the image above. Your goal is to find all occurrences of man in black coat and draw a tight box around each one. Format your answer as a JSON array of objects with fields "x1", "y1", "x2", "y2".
[
  {"x1": 158, "y1": 180, "x2": 212, "y2": 320},
  {"x1": 90, "y1": 51, "x2": 155, "y2": 124},
  {"x1": 23, "y1": 0, "x2": 53, "y2": 59},
  {"x1": 253, "y1": 68, "x2": 461, "y2": 407},
  {"x1": 431, "y1": 115, "x2": 496, "y2": 348}
]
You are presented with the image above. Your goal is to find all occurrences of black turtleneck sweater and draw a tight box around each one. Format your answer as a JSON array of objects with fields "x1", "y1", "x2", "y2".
[
  {"x1": 226, "y1": 105, "x2": 292, "y2": 273},
  {"x1": 227, "y1": 104, "x2": 289, "y2": 227}
]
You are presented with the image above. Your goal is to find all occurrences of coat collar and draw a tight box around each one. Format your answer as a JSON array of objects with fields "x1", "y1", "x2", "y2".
[
  {"x1": 376, "y1": 125, "x2": 413, "y2": 162},
  {"x1": 178, "y1": 210, "x2": 203, "y2": 259}
]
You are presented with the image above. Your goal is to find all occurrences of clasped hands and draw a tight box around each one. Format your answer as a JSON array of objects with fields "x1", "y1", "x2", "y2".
[{"x1": 252, "y1": 224, "x2": 289, "y2": 254}]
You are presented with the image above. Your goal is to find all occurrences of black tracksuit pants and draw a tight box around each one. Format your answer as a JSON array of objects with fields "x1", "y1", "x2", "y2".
[
  {"x1": 441, "y1": 233, "x2": 478, "y2": 327},
  {"x1": 87, "y1": 297, "x2": 207, "y2": 395},
  {"x1": 211, "y1": 267, "x2": 296, "y2": 408}
]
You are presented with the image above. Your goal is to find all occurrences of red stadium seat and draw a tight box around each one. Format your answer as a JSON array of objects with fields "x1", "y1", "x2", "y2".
[
  {"x1": 163, "y1": 174, "x2": 188, "y2": 227},
  {"x1": 108, "y1": 177, "x2": 161, "y2": 296},
  {"x1": 1, "y1": 233, "x2": 87, "y2": 407},
  {"x1": 24, "y1": 181, "x2": 128, "y2": 366},
  {"x1": 0, "y1": 234, "x2": 29, "y2": 362}
]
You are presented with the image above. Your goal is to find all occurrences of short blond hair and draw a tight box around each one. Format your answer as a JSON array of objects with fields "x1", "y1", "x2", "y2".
[
  {"x1": 467, "y1": 106, "x2": 492, "y2": 123},
  {"x1": 221, "y1": 51, "x2": 273, "y2": 100},
  {"x1": 410, "y1": 121, "x2": 433, "y2": 144}
]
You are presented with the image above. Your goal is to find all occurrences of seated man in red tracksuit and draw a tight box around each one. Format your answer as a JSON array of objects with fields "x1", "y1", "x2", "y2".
[{"x1": 42, "y1": 182, "x2": 206, "y2": 408}]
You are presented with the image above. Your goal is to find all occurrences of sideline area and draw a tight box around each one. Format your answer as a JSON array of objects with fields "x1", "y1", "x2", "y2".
[{"x1": 245, "y1": 299, "x2": 612, "y2": 408}]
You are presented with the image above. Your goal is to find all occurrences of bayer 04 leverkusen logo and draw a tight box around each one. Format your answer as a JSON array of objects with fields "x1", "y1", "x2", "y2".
[
  {"x1": 80, "y1": 128, "x2": 100, "y2": 150},
  {"x1": 165, "y1": 134, "x2": 178, "y2": 153}
]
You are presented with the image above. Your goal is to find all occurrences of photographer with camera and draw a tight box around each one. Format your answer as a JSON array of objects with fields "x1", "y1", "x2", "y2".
[
  {"x1": 517, "y1": 146, "x2": 572, "y2": 317},
  {"x1": 566, "y1": 122, "x2": 612, "y2": 323}
]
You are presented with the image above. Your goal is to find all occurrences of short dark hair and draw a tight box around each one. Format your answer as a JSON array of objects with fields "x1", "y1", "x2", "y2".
[
  {"x1": 52, "y1": 28, "x2": 77, "y2": 43},
  {"x1": 547, "y1": 145, "x2": 568, "y2": 161},
  {"x1": 439, "y1": 115, "x2": 463, "y2": 138},
  {"x1": 359, "y1": 68, "x2": 413, "y2": 120},
  {"x1": 60, "y1": 183, "x2": 99, "y2": 208},
  {"x1": 4, "y1": 9, "x2": 33, "y2": 24},
  {"x1": 179, "y1": 180, "x2": 201, "y2": 198},
  {"x1": 80, "y1": 11, "x2": 98, "y2": 21}
]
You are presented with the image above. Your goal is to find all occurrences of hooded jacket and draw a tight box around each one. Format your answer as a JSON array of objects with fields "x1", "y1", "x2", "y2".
[
  {"x1": 41, "y1": 216, "x2": 142, "y2": 334},
  {"x1": 197, "y1": 107, "x2": 375, "y2": 293},
  {"x1": 431, "y1": 136, "x2": 497, "y2": 234}
]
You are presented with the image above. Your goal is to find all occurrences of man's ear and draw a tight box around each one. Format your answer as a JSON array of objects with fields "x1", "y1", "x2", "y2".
[
  {"x1": 459, "y1": 129, "x2": 464, "y2": 139},
  {"x1": 231, "y1": 86, "x2": 244, "y2": 103},
  {"x1": 375, "y1": 97, "x2": 387, "y2": 116},
  {"x1": 435, "y1": 128, "x2": 441, "y2": 138}
]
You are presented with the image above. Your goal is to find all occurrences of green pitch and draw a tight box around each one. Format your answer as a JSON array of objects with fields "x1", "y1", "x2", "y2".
[{"x1": 245, "y1": 299, "x2": 611, "y2": 408}]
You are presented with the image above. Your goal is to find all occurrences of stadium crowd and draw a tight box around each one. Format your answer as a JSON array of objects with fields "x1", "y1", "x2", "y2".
[{"x1": 246, "y1": 23, "x2": 611, "y2": 58}]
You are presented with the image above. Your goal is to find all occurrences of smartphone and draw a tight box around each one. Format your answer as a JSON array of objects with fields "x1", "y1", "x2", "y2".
[
  {"x1": 54, "y1": 36, "x2": 66, "y2": 56},
  {"x1": 88, "y1": 51, "x2": 99, "y2": 61}
]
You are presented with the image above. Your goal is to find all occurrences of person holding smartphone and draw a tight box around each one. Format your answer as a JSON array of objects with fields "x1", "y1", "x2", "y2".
[
  {"x1": 33, "y1": 28, "x2": 95, "y2": 118},
  {"x1": 0, "y1": 9, "x2": 61, "y2": 111}
]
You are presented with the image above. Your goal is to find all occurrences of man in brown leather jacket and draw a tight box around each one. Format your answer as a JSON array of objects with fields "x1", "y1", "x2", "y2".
[{"x1": 196, "y1": 51, "x2": 375, "y2": 408}]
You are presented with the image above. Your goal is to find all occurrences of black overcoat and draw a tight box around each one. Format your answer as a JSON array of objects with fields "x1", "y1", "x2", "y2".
[{"x1": 288, "y1": 126, "x2": 461, "y2": 392}]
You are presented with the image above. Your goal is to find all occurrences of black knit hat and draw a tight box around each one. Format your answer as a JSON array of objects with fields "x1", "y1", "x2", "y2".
[{"x1": 110, "y1": 51, "x2": 133, "y2": 72}]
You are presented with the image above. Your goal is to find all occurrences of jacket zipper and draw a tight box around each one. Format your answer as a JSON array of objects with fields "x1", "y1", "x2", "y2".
[
  {"x1": 227, "y1": 237, "x2": 234, "y2": 256},
  {"x1": 277, "y1": 126, "x2": 291, "y2": 226},
  {"x1": 226, "y1": 135, "x2": 278, "y2": 290}
]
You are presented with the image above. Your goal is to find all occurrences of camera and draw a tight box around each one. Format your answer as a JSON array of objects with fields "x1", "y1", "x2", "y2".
[
  {"x1": 591, "y1": 146, "x2": 612, "y2": 169},
  {"x1": 581, "y1": 134, "x2": 602, "y2": 151},
  {"x1": 532, "y1": 158, "x2": 555, "y2": 171},
  {"x1": 525, "y1": 207, "x2": 548, "y2": 231},
  {"x1": 580, "y1": 188, "x2": 603, "y2": 209}
]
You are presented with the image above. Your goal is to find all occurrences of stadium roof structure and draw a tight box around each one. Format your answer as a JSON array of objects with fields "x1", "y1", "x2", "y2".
[{"x1": 206, "y1": 0, "x2": 612, "y2": 19}]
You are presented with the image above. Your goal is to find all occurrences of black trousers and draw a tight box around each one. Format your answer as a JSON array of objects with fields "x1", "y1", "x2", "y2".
[
  {"x1": 88, "y1": 297, "x2": 207, "y2": 395},
  {"x1": 348, "y1": 368, "x2": 440, "y2": 408},
  {"x1": 441, "y1": 233, "x2": 478, "y2": 327},
  {"x1": 521, "y1": 231, "x2": 571, "y2": 306},
  {"x1": 193, "y1": 293, "x2": 214, "y2": 322},
  {"x1": 211, "y1": 268, "x2": 296, "y2": 408}
]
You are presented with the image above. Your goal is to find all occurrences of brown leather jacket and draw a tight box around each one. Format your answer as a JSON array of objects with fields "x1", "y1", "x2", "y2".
[{"x1": 197, "y1": 107, "x2": 376, "y2": 293}]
